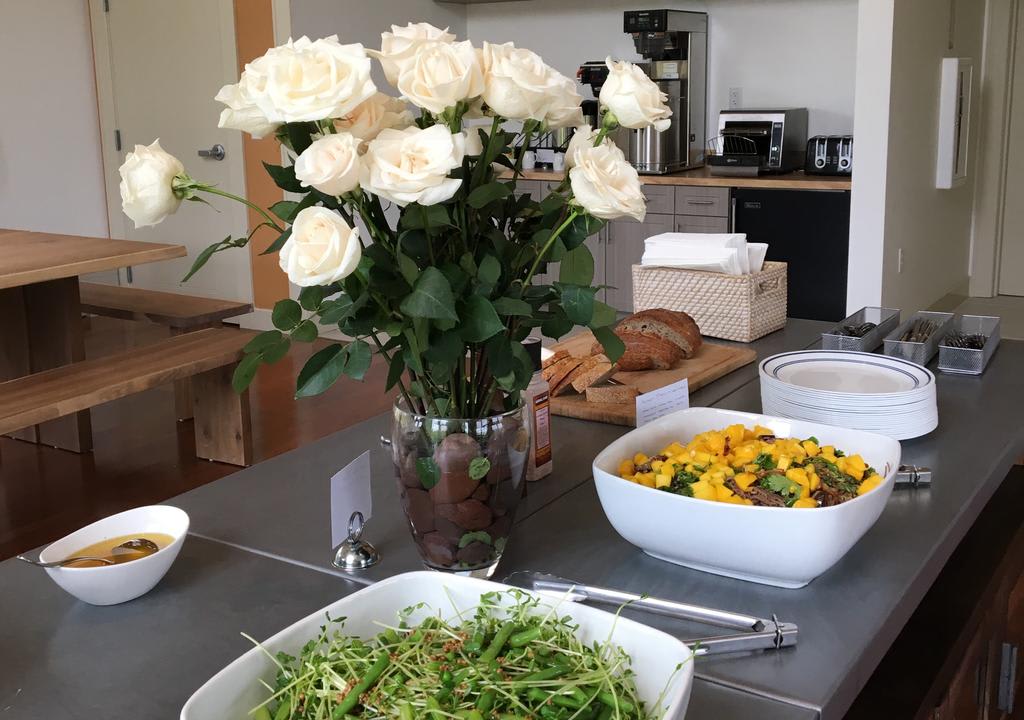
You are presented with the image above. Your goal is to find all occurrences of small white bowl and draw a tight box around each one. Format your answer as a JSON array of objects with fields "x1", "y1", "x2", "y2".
[
  {"x1": 593, "y1": 407, "x2": 901, "y2": 589},
  {"x1": 39, "y1": 505, "x2": 189, "y2": 605},
  {"x1": 182, "y1": 572, "x2": 694, "y2": 720}
]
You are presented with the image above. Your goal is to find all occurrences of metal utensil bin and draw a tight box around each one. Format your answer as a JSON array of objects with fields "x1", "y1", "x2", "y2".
[
  {"x1": 822, "y1": 307, "x2": 901, "y2": 352},
  {"x1": 883, "y1": 311, "x2": 955, "y2": 365},
  {"x1": 938, "y1": 315, "x2": 1001, "y2": 375}
]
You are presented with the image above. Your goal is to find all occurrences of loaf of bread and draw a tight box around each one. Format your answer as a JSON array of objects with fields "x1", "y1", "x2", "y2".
[
  {"x1": 618, "y1": 309, "x2": 702, "y2": 359},
  {"x1": 585, "y1": 384, "x2": 640, "y2": 403},
  {"x1": 591, "y1": 329, "x2": 682, "y2": 371}
]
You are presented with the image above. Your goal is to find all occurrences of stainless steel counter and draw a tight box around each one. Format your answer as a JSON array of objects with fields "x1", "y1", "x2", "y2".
[{"x1": 5, "y1": 323, "x2": 1021, "y2": 720}]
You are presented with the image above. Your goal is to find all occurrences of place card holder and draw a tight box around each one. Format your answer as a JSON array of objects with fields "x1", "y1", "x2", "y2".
[
  {"x1": 894, "y1": 465, "x2": 932, "y2": 488},
  {"x1": 332, "y1": 511, "x2": 381, "y2": 571},
  {"x1": 821, "y1": 307, "x2": 901, "y2": 353}
]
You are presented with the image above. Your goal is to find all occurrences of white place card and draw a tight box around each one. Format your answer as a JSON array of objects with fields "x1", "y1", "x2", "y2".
[
  {"x1": 330, "y1": 450, "x2": 372, "y2": 549},
  {"x1": 635, "y1": 378, "x2": 690, "y2": 427}
]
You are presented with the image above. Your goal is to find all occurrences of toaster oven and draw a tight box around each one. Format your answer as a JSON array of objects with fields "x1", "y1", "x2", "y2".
[{"x1": 708, "y1": 109, "x2": 808, "y2": 176}]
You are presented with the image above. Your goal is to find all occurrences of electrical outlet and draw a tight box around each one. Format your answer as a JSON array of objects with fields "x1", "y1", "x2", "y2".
[
  {"x1": 728, "y1": 87, "x2": 742, "y2": 109},
  {"x1": 898, "y1": 248, "x2": 904, "y2": 273}
]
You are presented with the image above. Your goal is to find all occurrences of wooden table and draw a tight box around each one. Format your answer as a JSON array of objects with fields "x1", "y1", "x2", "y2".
[{"x1": 0, "y1": 231, "x2": 185, "y2": 451}]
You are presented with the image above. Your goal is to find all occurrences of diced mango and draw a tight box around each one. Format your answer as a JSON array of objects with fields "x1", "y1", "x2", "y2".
[
  {"x1": 651, "y1": 460, "x2": 664, "y2": 472},
  {"x1": 793, "y1": 498, "x2": 818, "y2": 509},
  {"x1": 734, "y1": 472, "x2": 757, "y2": 490},
  {"x1": 655, "y1": 473, "x2": 672, "y2": 489},
  {"x1": 633, "y1": 453, "x2": 648, "y2": 465},
  {"x1": 690, "y1": 478, "x2": 716, "y2": 500},
  {"x1": 776, "y1": 455, "x2": 792, "y2": 471},
  {"x1": 802, "y1": 440, "x2": 820, "y2": 457},
  {"x1": 857, "y1": 474, "x2": 883, "y2": 495},
  {"x1": 636, "y1": 472, "x2": 656, "y2": 488},
  {"x1": 663, "y1": 442, "x2": 687, "y2": 457},
  {"x1": 618, "y1": 459, "x2": 635, "y2": 477}
]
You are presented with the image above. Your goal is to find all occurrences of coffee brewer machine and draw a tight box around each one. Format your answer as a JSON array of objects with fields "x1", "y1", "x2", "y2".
[{"x1": 578, "y1": 10, "x2": 707, "y2": 174}]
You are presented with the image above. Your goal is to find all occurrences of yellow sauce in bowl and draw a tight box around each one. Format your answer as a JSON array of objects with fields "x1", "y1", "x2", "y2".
[{"x1": 64, "y1": 532, "x2": 176, "y2": 567}]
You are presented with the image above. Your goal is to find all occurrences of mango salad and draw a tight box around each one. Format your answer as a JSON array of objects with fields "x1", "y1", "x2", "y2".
[{"x1": 618, "y1": 424, "x2": 884, "y2": 508}]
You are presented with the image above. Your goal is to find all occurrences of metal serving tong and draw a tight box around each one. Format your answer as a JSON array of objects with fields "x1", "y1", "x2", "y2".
[{"x1": 504, "y1": 571, "x2": 798, "y2": 656}]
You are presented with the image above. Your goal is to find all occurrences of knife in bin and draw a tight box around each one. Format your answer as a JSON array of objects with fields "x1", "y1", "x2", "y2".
[{"x1": 504, "y1": 571, "x2": 798, "y2": 656}]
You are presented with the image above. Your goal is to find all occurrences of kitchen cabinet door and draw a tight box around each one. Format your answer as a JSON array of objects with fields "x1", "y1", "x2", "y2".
[
  {"x1": 605, "y1": 214, "x2": 674, "y2": 312},
  {"x1": 675, "y1": 215, "x2": 730, "y2": 234}
]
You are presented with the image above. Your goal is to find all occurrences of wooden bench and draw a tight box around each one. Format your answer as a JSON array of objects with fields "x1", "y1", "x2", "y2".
[
  {"x1": 79, "y1": 282, "x2": 253, "y2": 420},
  {"x1": 0, "y1": 327, "x2": 254, "y2": 465}
]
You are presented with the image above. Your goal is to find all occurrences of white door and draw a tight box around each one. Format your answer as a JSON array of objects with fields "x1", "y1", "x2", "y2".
[
  {"x1": 998, "y1": 7, "x2": 1024, "y2": 296},
  {"x1": 92, "y1": 0, "x2": 253, "y2": 302}
]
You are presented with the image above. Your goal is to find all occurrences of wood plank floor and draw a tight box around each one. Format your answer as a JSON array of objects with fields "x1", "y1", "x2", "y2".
[{"x1": 0, "y1": 317, "x2": 396, "y2": 559}]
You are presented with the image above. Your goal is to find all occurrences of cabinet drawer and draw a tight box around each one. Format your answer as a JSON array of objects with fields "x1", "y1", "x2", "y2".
[
  {"x1": 675, "y1": 215, "x2": 730, "y2": 234},
  {"x1": 643, "y1": 184, "x2": 675, "y2": 215},
  {"x1": 515, "y1": 180, "x2": 541, "y2": 198},
  {"x1": 674, "y1": 186, "x2": 730, "y2": 217}
]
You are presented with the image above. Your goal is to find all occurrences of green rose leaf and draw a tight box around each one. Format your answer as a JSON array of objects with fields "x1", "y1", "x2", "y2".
[
  {"x1": 401, "y1": 204, "x2": 451, "y2": 231},
  {"x1": 467, "y1": 182, "x2": 512, "y2": 209},
  {"x1": 260, "y1": 336, "x2": 292, "y2": 364},
  {"x1": 424, "y1": 330, "x2": 465, "y2": 377},
  {"x1": 317, "y1": 295, "x2": 355, "y2": 325},
  {"x1": 540, "y1": 305, "x2": 574, "y2": 339},
  {"x1": 493, "y1": 296, "x2": 533, "y2": 317},
  {"x1": 231, "y1": 352, "x2": 263, "y2": 393},
  {"x1": 261, "y1": 162, "x2": 305, "y2": 193},
  {"x1": 260, "y1": 226, "x2": 292, "y2": 256},
  {"x1": 386, "y1": 353, "x2": 406, "y2": 391},
  {"x1": 295, "y1": 340, "x2": 371, "y2": 398},
  {"x1": 559, "y1": 244, "x2": 595, "y2": 286},
  {"x1": 397, "y1": 251, "x2": 420, "y2": 286},
  {"x1": 590, "y1": 300, "x2": 617, "y2": 328},
  {"x1": 559, "y1": 285, "x2": 596, "y2": 325},
  {"x1": 400, "y1": 267, "x2": 458, "y2": 322},
  {"x1": 458, "y1": 530, "x2": 493, "y2": 549},
  {"x1": 459, "y1": 296, "x2": 504, "y2": 343},
  {"x1": 416, "y1": 457, "x2": 440, "y2": 489},
  {"x1": 468, "y1": 457, "x2": 491, "y2": 481},
  {"x1": 592, "y1": 325, "x2": 626, "y2": 363},
  {"x1": 243, "y1": 329, "x2": 284, "y2": 354},
  {"x1": 271, "y1": 299, "x2": 302, "y2": 331},
  {"x1": 269, "y1": 200, "x2": 299, "y2": 222},
  {"x1": 562, "y1": 214, "x2": 605, "y2": 251},
  {"x1": 291, "y1": 319, "x2": 318, "y2": 343},
  {"x1": 477, "y1": 254, "x2": 501, "y2": 286},
  {"x1": 298, "y1": 284, "x2": 328, "y2": 312}
]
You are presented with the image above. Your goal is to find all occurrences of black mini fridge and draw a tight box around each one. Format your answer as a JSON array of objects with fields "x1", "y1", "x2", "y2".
[{"x1": 732, "y1": 188, "x2": 851, "y2": 322}]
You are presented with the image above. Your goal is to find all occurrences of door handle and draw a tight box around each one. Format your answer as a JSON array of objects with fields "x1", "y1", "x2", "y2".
[{"x1": 198, "y1": 144, "x2": 226, "y2": 161}]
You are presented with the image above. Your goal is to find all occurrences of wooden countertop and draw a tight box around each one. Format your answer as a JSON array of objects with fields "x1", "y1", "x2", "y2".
[{"x1": 516, "y1": 165, "x2": 852, "y2": 191}]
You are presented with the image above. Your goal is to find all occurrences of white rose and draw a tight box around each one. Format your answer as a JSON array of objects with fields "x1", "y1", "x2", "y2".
[
  {"x1": 373, "y1": 22, "x2": 456, "y2": 86},
  {"x1": 294, "y1": 133, "x2": 361, "y2": 196},
  {"x1": 599, "y1": 58, "x2": 672, "y2": 131},
  {"x1": 118, "y1": 139, "x2": 187, "y2": 229},
  {"x1": 564, "y1": 126, "x2": 597, "y2": 170},
  {"x1": 396, "y1": 40, "x2": 484, "y2": 115},
  {"x1": 215, "y1": 78, "x2": 280, "y2": 139},
  {"x1": 360, "y1": 125, "x2": 466, "y2": 207},
  {"x1": 333, "y1": 92, "x2": 414, "y2": 145},
  {"x1": 569, "y1": 142, "x2": 646, "y2": 222},
  {"x1": 479, "y1": 42, "x2": 579, "y2": 123},
  {"x1": 225, "y1": 36, "x2": 376, "y2": 125},
  {"x1": 543, "y1": 75, "x2": 586, "y2": 128},
  {"x1": 279, "y1": 207, "x2": 362, "y2": 287}
]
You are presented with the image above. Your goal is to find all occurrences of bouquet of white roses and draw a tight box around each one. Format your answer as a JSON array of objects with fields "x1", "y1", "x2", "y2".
[{"x1": 118, "y1": 24, "x2": 671, "y2": 419}]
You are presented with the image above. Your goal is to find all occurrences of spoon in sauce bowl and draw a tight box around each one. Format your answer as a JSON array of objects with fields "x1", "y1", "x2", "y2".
[
  {"x1": 111, "y1": 538, "x2": 161, "y2": 555},
  {"x1": 17, "y1": 554, "x2": 115, "y2": 569}
]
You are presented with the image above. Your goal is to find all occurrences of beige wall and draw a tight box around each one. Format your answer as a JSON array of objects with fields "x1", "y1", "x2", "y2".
[
  {"x1": 879, "y1": 0, "x2": 985, "y2": 310},
  {"x1": 0, "y1": 0, "x2": 108, "y2": 236}
]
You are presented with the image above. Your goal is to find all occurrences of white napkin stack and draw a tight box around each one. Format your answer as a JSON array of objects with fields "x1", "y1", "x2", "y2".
[{"x1": 641, "y1": 233, "x2": 769, "y2": 275}]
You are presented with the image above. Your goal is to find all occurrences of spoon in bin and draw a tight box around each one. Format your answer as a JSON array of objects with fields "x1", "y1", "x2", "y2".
[{"x1": 17, "y1": 537, "x2": 161, "y2": 568}]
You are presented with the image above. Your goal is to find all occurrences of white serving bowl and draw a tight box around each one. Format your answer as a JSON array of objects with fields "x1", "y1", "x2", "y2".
[
  {"x1": 39, "y1": 505, "x2": 189, "y2": 606},
  {"x1": 593, "y1": 407, "x2": 901, "y2": 589},
  {"x1": 182, "y1": 572, "x2": 694, "y2": 720}
]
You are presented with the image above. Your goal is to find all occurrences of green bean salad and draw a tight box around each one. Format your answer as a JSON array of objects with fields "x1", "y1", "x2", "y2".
[{"x1": 249, "y1": 590, "x2": 686, "y2": 720}]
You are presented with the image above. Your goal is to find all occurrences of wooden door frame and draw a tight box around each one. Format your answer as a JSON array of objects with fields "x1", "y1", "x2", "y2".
[
  {"x1": 970, "y1": 0, "x2": 1020, "y2": 297},
  {"x1": 87, "y1": 0, "x2": 245, "y2": 279}
]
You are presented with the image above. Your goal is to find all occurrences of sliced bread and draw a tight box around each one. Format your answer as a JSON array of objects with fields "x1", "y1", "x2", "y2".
[
  {"x1": 543, "y1": 355, "x2": 585, "y2": 390},
  {"x1": 541, "y1": 348, "x2": 569, "y2": 370},
  {"x1": 570, "y1": 356, "x2": 617, "y2": 393},
  {"x1": 618, "y1": 309, "x2": 703, "y2": 359},
  {"x1": 585, "y1": 384, "x2": 640, "y2": 403}
]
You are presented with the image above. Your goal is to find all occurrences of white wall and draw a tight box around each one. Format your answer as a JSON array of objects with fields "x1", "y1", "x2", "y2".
[
  {"x1": 289, "y1": 0, "x2": 467, "y2": 89},
  {"x1": 0, "y1": 0, "x2": 108, "y2": 236},
  {"x1": 465, "y1": 0, "x2": 858, "y2": 137},
  {"x1": 850, "y1": 0, "x2": 985, "y2": 312}
]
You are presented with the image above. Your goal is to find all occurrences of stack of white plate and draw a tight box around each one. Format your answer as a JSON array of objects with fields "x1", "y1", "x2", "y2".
[{"x1": 760, "y1": 350, "x2": 938, "y2": 440}]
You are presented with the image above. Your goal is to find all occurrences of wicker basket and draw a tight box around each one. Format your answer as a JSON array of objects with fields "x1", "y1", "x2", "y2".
[{"x1": 632, "y1": 261, "x2": 788, "y2": 342}]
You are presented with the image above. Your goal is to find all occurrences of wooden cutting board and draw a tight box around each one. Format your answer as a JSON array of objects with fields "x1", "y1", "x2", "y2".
[{"x1": 548, "y1": 330, "x2": 757, "y2": 426}]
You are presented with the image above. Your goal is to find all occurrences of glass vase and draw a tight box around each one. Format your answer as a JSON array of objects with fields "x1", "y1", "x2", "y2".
[{"x1": 390, "y1": 399, "x2": 529, "y2": 578}]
